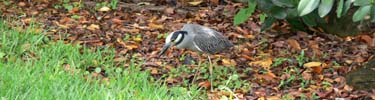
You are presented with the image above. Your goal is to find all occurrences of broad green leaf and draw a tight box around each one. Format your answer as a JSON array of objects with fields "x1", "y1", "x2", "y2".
[
  {"x1": 259, "y1": 13, "x2": 267, "y2": 23},
  {"x1": 271, "y1": 0, "x2": 294, "y2": 7},
  {"x1": 0, "y1": 52, "x2": 5, "y2": 59},
  {"x1": 287, "y1": 8, "x2": 299, "y2": 18},
  {"x1": 260, "y1": 17, "x2": 276, "y2": 32},
  {"x1": 336, "y1": 0, "x2": 344, "y2": 18},
  {"x1": 63, "y1": 4, "x2": 73, "y2": 11},
  {"x1": 302, "y1": 14, "x2": 317, "y2": 26},
  {"x1": 234, "y1": 9, "x2": 251, "y2": 25},
  {"x1": 318, "y1": 0, "x2": 334, "y2": 17},
  {"x1": 233, "y1": 0, "x2": 257, "y2": 25},
  {"x1": 354, "y1": 0, "x2": 370, "y2": 6},
  {"x1": 287, "y1": 18, "x2": 307, "y2": 31},
  {"x1": 298, "y1": 0, "x2": 320, "y2": 16},
  {"x1": 342, "y1": 0, "x2": 353, "y2": 15},
  {"x1": 370, "y1": 6, "x2": 375, "y2": 22},
  {"x1": 270, "y1": 6, "x2": 287, "y2": 19},
  {"x1": 353, "y1": 5, "x2": 371, "y2": 22},
  {"x1": 257, "y1": 0, "x2": 273, "y2": 10}
]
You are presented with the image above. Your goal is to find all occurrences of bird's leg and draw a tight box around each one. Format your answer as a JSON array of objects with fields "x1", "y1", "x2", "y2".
[
  {"x1": 191, "y1": 53, "x2": 201, "y2": 85},
  {"x1": 207, "y1": 54, "x2": 214, "y2": 92}
]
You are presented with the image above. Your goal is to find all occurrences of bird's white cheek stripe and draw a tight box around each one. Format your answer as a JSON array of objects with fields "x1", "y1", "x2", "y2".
[
  {"x1": 176, "y1": 34, "x2": 182, "y2": 42},
  {"x1": 193, "y1": 42, "x2": 203, "y2": 52},
  {"x1": 165, "y1": 33, "x2": 173, "y2": 43}
]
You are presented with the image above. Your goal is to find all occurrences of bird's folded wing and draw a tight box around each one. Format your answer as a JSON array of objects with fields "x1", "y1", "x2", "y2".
[{"x1": 193, "y1": 31, "x2": 233, "y2": 54}]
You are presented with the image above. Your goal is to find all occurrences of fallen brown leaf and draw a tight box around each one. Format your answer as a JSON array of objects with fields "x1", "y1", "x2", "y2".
[
  {"x1": 360, "y1": 35, "x2": 373, "y2": 46},
  {"x1": 188, "y1": 1, "x2": 203, "y2": 6},
  {"x1": 98, "y1": 6, "x2": 111, "y2": 12},
  {"x1": 148, "y1": 23, "x2": 164, "y2": 29},
  {"x1": 71, "y1": 7, "x2": 79, "y2": 13},
  {"x1": 151, "y1": 68, "x2": 158, "y2": 75},
  {"x1": 87, "y1": 24, "x2": 100, "y2": 31},
  {"x1": 287, "y1": 39, "x2": 301, "y2": 51},
  {"x1": 18, "y1": 2, "x2": 26, "y2": 7},
  {"x1": 249, "y1": 58, "x2": 273, "y2": 70},
  {"x1": 164, "y1": 7, "x2": 174, "y2": 14},
  {"x1": 166, "y1": 77, "x2": 177, "y2": 83},
  {"x1": 198, "y1": 81, "x2": 211, "y2": 88},
  {"x1": 303, "y1": 62, "x2": 323, "y2": 74},
  {"x1": 133, "y1": 37, "x2": 142, "y2": 42},
  {"x1": 267, "y1": 96, "x2": 282, "y2": 100},
  {"x1": 303, "y1": 62, "x2": 322, "y2": 68},
  {"x1": 125, "y1": 44, "x2": 139, "y2": 50}
]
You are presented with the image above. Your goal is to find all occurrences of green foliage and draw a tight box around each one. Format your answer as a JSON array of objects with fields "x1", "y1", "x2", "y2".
[
  {"x1": 272, "y1": 57, "x2": 290, "y2": 67},
  {"x1": 0, "y1": 19, "x2": 200, "y2": 99},
  {"x1": 353, "y1": 5, "x2": 371, "y2": 22},
  {"x1": 318, "y1": 0, "x2": 334, "y2": 17},
  {"x1": 260, "y1": 17, "x2": 276, "y2": 31},
  {"x1": 234, "y1": 0, "x2": 375, "y2": 31},
  {"x1": 110, "y1": 0, "x2": 119, "y2": 10},
  {"x1": 336, "y1": 0, "x2": 352, "y2": 18},
  {"x1": 234, "y1": 0, "x2": 257, "y2": 26},
  {"x1": 296, "y1": 50, "x2": 306, "y2": 67},
  {"x1": 298, "y1": 0, "x2": 320, "y2": 16}
]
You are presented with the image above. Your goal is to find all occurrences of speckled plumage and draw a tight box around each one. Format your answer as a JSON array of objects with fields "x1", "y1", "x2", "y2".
[
  {"x1": 158, "y1": 24, "x2": 233, "y2": 57},
  {"x1": 176, "y1": 24, "x2": 233, "y2": 54}
]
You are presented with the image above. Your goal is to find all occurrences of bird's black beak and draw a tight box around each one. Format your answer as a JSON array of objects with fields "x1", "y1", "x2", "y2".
[{"x1": 158, "y1": 42, "x2": 171, "y2": 57}]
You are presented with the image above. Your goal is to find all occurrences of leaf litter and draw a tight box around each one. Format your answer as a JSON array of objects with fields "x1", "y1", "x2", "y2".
[{"x1": 1, "y1": 0, "x2": 374, "y2": 99}]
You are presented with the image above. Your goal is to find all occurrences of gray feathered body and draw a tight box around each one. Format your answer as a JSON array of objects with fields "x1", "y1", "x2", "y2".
[{"x1": 176, "y1": 24, "x2": 233, "y2": 54}]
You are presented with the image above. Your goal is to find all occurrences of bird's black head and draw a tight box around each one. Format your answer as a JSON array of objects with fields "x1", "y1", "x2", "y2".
[
  {"x1": 170, "y1": 30, "x2": 188, "y2": 45},
  {"x1": 158, "y1": 30, "x2": 188, "y2": 57}
]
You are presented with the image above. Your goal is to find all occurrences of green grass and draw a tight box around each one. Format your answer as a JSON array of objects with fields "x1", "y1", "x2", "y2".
[{"x1": 0, "y1": 19, "x2": 200, "y2": 99}]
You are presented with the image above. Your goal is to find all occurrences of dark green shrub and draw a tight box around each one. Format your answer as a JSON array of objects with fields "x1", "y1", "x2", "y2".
[{"x1": 234, "y1": 0, "x2": 375, "y2": 33}]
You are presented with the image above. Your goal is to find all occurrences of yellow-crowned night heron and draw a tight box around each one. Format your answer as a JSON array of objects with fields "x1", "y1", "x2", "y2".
[{"x1": 158, "y1": 24, "x2": 233, "y2": 90}]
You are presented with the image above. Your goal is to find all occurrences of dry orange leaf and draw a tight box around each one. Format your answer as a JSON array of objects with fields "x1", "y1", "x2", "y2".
[
  {"x1": 111, "y1": 18, "x2": 123, "y2": 25},
  {"x1": 166, "y1": 77, "x2": 177, "y2": 83},
  {"x1": 249, "y1": 58, "x2": 273, "y2": 69},
  {"x1": 304, "y1": 62, "x2": 323, "y2": 74},
  {"x1": 254, "y1": 73, "x2": 277, "y2": 83},
  {"x1": 87, "y1": 24, "x2": 100, "y2": 31},
  {"x1": 355, "y1": 56, "x2": 365, "y2": 63},
  {"x1": 222, "y1": 59, "x2": 237, "y2": 66},
  {"x1": 148, "y1": 23, "x2": 164, "y2": 29},
  {"x1": 360, "y1": 35, "x2": 374, "y2": 46},
  {"x1": 266, "y1": 71, "x2": 277, "y2": 78},
  {"x1": 287, "y1": 39, "x2": 301, "y2": 50},
  {"x1": 210, "y1": 0, "x2": 219, "y2": 5},
  {"x1": 198, "y1": 81, "x2": 211, "y2": 88},
  {"x1": 71, "y1": 7, "x2": 79, "y2": 13},
  {"x1": 151, "y1": 68, "x2": 158, "y2": 75},
  {"x1": 303, "y1": 62, "x2": 322, "y2": 68},
  {"x1": 18, "y1": 2, "x2": 26, "y2": 6},
  {"x1": 267, "y1": 96, "x2": 282, "y2": 100},
  {"x1": 345, "y1": 59, "x2": 353, "y2": 64},
  {"x1": 312, "y1": 66, "x2": 323, "y2": 74},
  {"x1": 222, "y1": 59, "x2": 231, "y2": 65},
  {"x1": 126, "y1": 45, "x2": 139, "y2": 50},
  {"x1": 98, "y1": 6, "x2": 111, "y2": 12},
  {"x1": 188, "y1": 1, "x2": 203, "y2": 6},
  {"x1": 133, "y1": 37, "x2": 142, "y2": 42},
  {"x1": 22, "y1": 18, "x2": 32, "y2": 25},
  {"x1": 241, "y1": 55, "x2": 254, "y2": 60}
]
